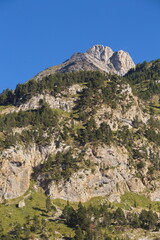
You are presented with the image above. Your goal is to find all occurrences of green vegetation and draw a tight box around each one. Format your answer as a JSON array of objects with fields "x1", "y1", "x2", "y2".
[
  {"x1": 74, "y1": 74, "x2": 121, "y2": 120},
  {"x1": 0, "y1": 190, "x2": 74, "y2": 239},
  {"x1": 0, "y1": 70, "x2": 159, "y2": 185},
  {"x1": 120, "y1": 192, "x2": 160, "y2": 210},
  {"x1": 34, "y1": 149, "x2": 84, "y2": 183},
  {"x1": 0, "y1": 71, "x2": 118, "y2": 150},
  {"x1": 125, "y1": 59, "x2": 160, "y2": 100},
  {"x1": 145, "y1": 127, "x2": 160, "y2": 145},
  {"x1": 0, "y1": 103, "x2": 59, "y2": 148},
  {"x1": 0, "y1": 191, "x2": 159, "y2": 240},
  {"x1": 0, "y1": 71, "x2": 107, "y2": 106},
  {"x1": 76, "y1": 119, "x2": 113, "y2": 145},
  {"x1": 0, "y1": 66, "x2": 160, "y2": 240},
  {"x1": 0, "y1": 102, "x2": 58, "y2": 131}
]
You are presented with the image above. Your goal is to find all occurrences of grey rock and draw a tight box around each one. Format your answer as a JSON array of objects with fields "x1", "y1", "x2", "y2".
[
  {"x1": 35, "y1": 44, "x2": 135, "y2": 80},
  {"x1": 87, "y1": 45, "x2": 114, "y2": 62},
  {"x1": 110, "y1": 50, "x2": 135, "y2": 76},
  {"x1": 57, "y1": 45, "x2": 135, "y2": 76},
  {"x1": 18, "y1": 199, "x2": 25, "y2": 208}
]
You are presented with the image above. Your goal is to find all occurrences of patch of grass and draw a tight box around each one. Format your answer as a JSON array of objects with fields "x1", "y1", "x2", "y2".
[
  {"x1": 151, "y1": 94, "x2": 159, "y2": 105},
  {"x1": 121, "y1": 192, "x2": 151, "y2": 208},
  {"x1": 151, "y1": 105, "x2": 160, "y2": 114},
  {"x1": 145, "y1": 104, "x2": 160, "y2": 115},
  {"x1": 0, "y1": 190, "x2": 75, "y2": 238},
  {"x1": 72, "y1": 122, "x2": 84, "y2": 131},
  {"x1": 1, "y1": 190, "x2": 160, "y2": 237},
  {"x1": 70, "y1": 93, "x2": 81, "y2": 98},
  {"x1": 52, "y1": 108, "x2": 70, "y2": 117},
  {"x1": 84, "y1": 196, "x2": 105, "y2": 208},
  {"x1": 52, "y1": 196, "x2": 107, "y2": 210},
  {"x1": 0, "y1": 105, "x2": 12, "y2": 111},
  {"x1": 0, "y1": 132, "x2": 4, "y2": 139},
  {"x1": 47, "y1": 221, "x2": 74, "y2": 238},
  {"x1": 120, "y1": 192, "x2": 160, "y2": 211},
  {"x1": 71, "y1": 109, "x2": 80, "y2": 119},
  {"x1": 52, "y1": 199, "x2": 78, "y2": 210},
  {"x1": 152, "y1": 104, "x2": 160, "y2": 108},
  {"x1": 79, "y1": 82, "x2": 88, "y2": 86},
  {"x1": 0, "y1": 106, "x2": 6, "y2": 112},
  {"x1": 0, "y1": 191, "x2": 47, "y2": 233},
  {"x1": 153, "y1": 108, "x2": 160, "y2": 114}
]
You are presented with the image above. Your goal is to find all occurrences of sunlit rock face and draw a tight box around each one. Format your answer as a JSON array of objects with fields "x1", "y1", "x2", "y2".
[{"x1": 35, "y1": 44, "x2": 135, "y2": 80}]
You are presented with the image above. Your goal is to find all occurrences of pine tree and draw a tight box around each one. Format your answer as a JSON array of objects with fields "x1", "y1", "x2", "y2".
[
  {"x1": 77, "y1": 202, "x2": 89, "y2": 230},
  {"x1": 46, "y1": 197, "x2": 52, "y2": 213},
  {"x1": 114, "y1": 207, "x2": 126, "y2": 225},
  {"x1": 74, "y1": 226, "x2": 85, "y2": 240},
  {"x1": 62, "y1": 203, "x2": 77, "y2": 227}
]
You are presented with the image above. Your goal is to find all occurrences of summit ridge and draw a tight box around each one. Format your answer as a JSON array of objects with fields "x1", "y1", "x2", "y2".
[{"x1": 35, "y1": 44, "x2": 135, "y2": 80}]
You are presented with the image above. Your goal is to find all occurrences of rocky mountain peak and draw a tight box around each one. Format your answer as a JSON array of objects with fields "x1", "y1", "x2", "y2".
[
  {"x1": 35, "y1": 44, "x2": 135, "y2": 80},
  {"x1": 57, "y1": 45, "x2": 135, "y2": 76},
  {"x1": 87, "y1": 44, "x2": 114, "y2": 62},
  {"x1": 110, "y1": 50, "x2": 135, "y2": 76}
]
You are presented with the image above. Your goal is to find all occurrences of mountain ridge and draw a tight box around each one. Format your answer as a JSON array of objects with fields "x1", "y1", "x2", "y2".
[{"x1": 34, "y1": 45, "x2": 135, "y2": 81}]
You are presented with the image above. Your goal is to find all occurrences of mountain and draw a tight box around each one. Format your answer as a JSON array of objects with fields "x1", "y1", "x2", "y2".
[
  {"x1": 35, "y1": 45, "x2": 135, "y2": 80},
  {"x1": 0, "y1": 47, "x2": 160, "y2": 239}
]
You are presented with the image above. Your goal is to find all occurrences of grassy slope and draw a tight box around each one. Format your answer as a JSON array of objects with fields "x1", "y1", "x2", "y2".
[
  {"x1": 0, "y1": 190, "x2": 73, "y2": 237},
  {"x1": 1, "y1": 188, "x2": 160, "y2": 239}
]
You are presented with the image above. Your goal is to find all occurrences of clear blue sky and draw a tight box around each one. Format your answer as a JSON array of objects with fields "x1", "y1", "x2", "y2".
[{"x1": 0, "y1": 0, "x2": 160, "y2": 93}]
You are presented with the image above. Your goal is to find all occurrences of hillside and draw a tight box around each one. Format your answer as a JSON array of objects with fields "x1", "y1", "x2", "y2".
[{"x1": 0, "y1": 46, "x2": 159, "y2": 239}]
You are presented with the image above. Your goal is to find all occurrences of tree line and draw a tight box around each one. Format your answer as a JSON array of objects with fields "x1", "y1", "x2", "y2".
[{"x1": 0, "y1": 71, "x2": 107, "y2": 106}]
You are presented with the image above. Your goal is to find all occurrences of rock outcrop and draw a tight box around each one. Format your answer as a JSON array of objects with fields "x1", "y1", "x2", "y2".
[
  {"x1": 18, "y1": 199, "x2": 25, "y2": 208},
  {"x1": 110, "y1": 50, "x2": 135, "y2": 76},
  {"x1": 87, "y1": 45, "x2": 114, "y2": 62},
  {"x1": 0, "y1": 145, "x2": 40, "y2": 200},
  {"x1": 0, "y1": 140, "x2": 58, "y2": 201},
  {"x1": 47, "y1": 145, "x2": 133, "y2": 202}
]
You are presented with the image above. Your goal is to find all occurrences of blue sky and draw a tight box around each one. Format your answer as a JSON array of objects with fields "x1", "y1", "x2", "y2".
[{"x1": 0, "y1": 0, "x2": 160, "y2": 92}]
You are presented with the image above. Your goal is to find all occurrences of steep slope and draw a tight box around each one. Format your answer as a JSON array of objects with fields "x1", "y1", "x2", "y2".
[
  {"x1": 35, "y1": 45, "x2": 135, "y2": 80},
  {"x1": 0, "y1": 67, "x2": 159, "y2": 204},
  {"x1": 125, "y1": 58, "x2": 160, "y2": 102},
  {"x1": 0, "y1": 54, "x2": 160, "y2": 239}
]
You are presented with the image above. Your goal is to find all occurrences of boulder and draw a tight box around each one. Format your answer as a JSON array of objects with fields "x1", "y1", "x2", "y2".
[{"x1": 18, "y1": 199, "x2": 25, "y2": 208}]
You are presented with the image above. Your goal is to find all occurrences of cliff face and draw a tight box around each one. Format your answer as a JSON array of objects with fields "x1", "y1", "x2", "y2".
[
  {"x1": 48, "y1": 145, "x2": 144, "y2": 202},
  {"x1": 0, "y1": 145, "x2": 38, "y2": 200},
  {"x1": 0, "y1": 141, "x2": 57, "y2": 200}
]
